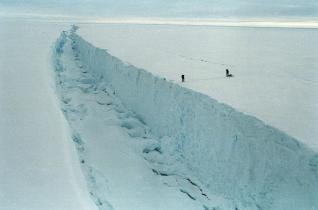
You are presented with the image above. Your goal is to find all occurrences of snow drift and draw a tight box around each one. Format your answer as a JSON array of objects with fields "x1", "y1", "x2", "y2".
[{"x1": 58, "y1": 31, "x2": 318, "y2": 209}]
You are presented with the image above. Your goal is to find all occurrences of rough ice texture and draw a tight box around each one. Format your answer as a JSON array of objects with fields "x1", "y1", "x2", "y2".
[{"x1": 71, "y1": 33, "x2": 318, "y2": 210}]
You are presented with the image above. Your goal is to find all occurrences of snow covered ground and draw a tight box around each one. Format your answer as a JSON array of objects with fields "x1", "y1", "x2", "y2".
[
  {"x1": 52, "y1": 29, "x2": 236, "y2": 209},
  {"x1": 0, "y1": 21, "x2": 97, "y2": 210},
  {"x1": 77, "y1": 23, "x2": 318, "y2": 149},
  {"x1": 1, "y1": 19, "x2": 318, "y2": 210}
]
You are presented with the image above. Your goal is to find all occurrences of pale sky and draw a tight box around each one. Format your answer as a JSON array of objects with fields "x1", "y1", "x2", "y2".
[{"x1": 1, "y1": 0, "x2": 317, "y2": 19}]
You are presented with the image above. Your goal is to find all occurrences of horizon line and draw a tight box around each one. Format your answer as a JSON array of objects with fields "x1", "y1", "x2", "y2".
[{"x1": 1, "y1": 13, "x2": 318, "y2": 29}]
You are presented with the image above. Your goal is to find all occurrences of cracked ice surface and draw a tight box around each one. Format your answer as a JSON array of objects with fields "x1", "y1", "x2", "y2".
[
  {"x1": 52, "y1": 27, "x2": 318, "y2": 209},
  {"x1": 53, "y1": 28, "x2": 235, "y2": 210},
  {"x1": 76, "y1": 24, "x2": 318, "y2": 149}
]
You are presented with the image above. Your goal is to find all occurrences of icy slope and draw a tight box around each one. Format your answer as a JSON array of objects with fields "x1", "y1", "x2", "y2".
[
  {"x1": 77, "y1": 24, "x2": 318, "y2": 148},
  {"x1": 65, "y1": 31, "x2": 318, "y2": 210},
  {"x1": 53, "y1": 28, "x2": 237, "y2": 210},
  {"x1": 0, "y1": 21, "x2": 96, "y2": 210}
]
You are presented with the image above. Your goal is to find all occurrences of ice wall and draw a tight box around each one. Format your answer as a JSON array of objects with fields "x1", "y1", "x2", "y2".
[{"x1": 68, "y1": 32, "x2": 318, "y2": 210}]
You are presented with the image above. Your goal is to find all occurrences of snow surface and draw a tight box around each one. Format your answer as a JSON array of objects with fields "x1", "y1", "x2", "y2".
[
  {"x1": 52, "y1": 28, "x2": 236, "y2": 209},
  {"x1": 76, "y1": 24, "x2": 318, "y2": 149},
  {"x1": 52, "y1": 27, "x2": 318, "y2": 210},
  {"x1": 1, "y1": 20, "x2": 318, "y2": 210},
  {"x1": 0, "y1": 21, "x2": 97, "y2": 210}
]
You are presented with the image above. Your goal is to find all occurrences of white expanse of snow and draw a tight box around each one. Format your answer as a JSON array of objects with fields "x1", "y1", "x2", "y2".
[
  {"x1": 78, "y1": 18, "x2": 318, "y2": 28},
  {"x1": 77, "y1": 23, "x2": 318, "y2": 149},
  {"x1": 2, "y1": 15, "x2": 318, "y2": 28},
  {"x1": 1, "y1": 19, "x2": 318, "y2": 210},
  {"x1": 64, "y1": 28, "x2": 318, "y2": 210},
  {"x1": 0, "y1": 21, "x2": 97, "y2": 210}
]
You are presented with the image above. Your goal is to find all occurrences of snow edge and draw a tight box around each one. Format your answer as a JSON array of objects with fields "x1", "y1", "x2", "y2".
[{"x1": 54, "y1": 30, "x2": 318, "y2": 209}]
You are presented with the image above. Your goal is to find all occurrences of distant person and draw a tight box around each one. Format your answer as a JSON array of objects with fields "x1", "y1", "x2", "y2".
[
  {"x1": 181, "y1": 74, "x2": 185, "y2": 82},
  {"x1": 226, "y1": 69, "x2": 233, "y2": 78}
]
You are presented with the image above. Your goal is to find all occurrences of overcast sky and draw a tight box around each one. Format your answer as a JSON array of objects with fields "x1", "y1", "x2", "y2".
[{"x1": 1, "y1": 0, "x2": 317, "y2": 19}]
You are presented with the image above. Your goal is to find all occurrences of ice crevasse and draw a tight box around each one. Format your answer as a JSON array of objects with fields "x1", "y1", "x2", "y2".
[{"x1": 55, "y1": 30, "x2": 318, "y2": 210}]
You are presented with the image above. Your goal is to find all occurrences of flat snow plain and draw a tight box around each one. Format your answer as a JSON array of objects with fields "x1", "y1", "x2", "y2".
[
  {"x1": 77, "y1": 23, "x2": 318, "y2": 149},
  {"x1": 0, "y1": 20, "x2": 97, "y2": 210}
]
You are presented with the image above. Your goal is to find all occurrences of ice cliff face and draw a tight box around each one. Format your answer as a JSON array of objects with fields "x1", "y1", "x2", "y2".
[{"x1": 57, "y1": 31, "x2": 318, "y2": 210}]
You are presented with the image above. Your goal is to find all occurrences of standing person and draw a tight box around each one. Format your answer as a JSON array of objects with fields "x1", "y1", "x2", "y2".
[
  {"x1": 226, "y1": 69, "x2": 229, "y2": 77},
  {"x1": 181, "y1": 74, "x2": 185, "y2": 82},
  {"x1": 226, "y1": 69, "x2": 233, "y2": 77}
]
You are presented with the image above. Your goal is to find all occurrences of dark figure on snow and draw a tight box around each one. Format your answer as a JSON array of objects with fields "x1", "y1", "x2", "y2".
[
  {"x1": 181, "y1": 74, "x2": 185, "y2": 82},
  {"x1": 226, "y1": 69, "x2": 233, "y2": 78}
]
